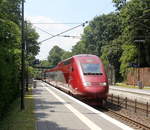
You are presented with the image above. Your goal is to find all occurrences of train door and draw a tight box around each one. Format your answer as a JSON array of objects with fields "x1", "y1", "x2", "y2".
[{"x1": 68, "y1": 64, "x2": 75, "y2": 88}]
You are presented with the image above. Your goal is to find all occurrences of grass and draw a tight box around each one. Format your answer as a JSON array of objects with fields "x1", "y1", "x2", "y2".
[
  {"x1": 116, "y1": 83, "x2": 138, "y2": 88},
  {"x1": 0, "y1": 87, "x2": 36, "y2": 130},
  {"x1": 115, "y1": 83, "x2": 150, "y2": 90}
]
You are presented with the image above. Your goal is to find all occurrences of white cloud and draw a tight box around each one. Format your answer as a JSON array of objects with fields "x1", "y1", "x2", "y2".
[{"x1": 26, "y1": 16, "x2": 84, "y2": 60}]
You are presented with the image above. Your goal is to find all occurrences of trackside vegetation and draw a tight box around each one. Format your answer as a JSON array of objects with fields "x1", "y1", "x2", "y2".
[
  {"x1": 0, "y1": 88, "x2": 36, "y2": 130},
  {"x1": 0, "y1": 0, "x2": 39, "y2": 120}
]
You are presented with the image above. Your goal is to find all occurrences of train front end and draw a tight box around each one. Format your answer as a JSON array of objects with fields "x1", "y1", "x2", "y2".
[{"x1": 75, "y1": 55, "x2": 109, "y2": 104}]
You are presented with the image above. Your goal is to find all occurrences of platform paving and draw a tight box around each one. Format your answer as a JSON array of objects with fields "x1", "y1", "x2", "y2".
[
  {"x1": 33, "y1": 81, "x2": 134, "y2": 130},
  {"x1": 110, "y1": 85, "x2": 150, "y2": 95},
  {"x1": 109, "y1": 85, "x2": 150, "y2": 103}
]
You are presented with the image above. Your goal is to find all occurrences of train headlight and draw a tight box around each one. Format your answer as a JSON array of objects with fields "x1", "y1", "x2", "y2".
[
  {"x1": 99, "y1": 82, "x2": 107, "y2": 86},
  {"x1": 83, "y1": 82, "x2": 91, "y2": 86}
]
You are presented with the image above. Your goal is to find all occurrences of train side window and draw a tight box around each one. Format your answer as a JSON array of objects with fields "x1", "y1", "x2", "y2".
[{"x1": 63, "y1": 59, "x2": 71, "y2": 65}]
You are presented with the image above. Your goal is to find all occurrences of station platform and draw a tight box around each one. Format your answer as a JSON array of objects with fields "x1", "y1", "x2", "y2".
[
  {"x1": 110, "y1": 85, "x2": 150, "y2": 95},
  {"x1": 109, "y1": 85, "x2": 150, "y2": 103},
  {"x1": 33, "y1": 81, "x2": 133, "y2": 130}
]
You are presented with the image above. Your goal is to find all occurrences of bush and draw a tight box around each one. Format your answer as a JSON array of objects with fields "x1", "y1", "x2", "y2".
[{"x1": 0, "y1": 19, "x2": 21, "y2": 119}]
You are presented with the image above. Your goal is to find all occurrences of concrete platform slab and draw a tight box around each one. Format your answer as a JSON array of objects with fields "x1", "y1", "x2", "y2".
[{"x1": 33, "y1": 81, "x2": 134, "y2": 130}]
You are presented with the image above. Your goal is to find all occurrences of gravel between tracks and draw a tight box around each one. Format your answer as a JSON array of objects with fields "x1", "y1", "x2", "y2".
[{"x1": 103, "y1": 103, "x2": 150, "y2": 130}]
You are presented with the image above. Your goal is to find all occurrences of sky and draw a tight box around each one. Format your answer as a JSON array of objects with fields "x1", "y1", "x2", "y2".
[{"x1": 25, "y1": 0, "x2": 116, "y2": 60}]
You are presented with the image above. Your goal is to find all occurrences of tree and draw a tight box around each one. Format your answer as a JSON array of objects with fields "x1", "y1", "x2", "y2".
[
  {"x1": 40, "y1": 60, "x2": 51, "y2": 67},
  {"x1": 0, "y1": 0, "x2": 40, "y2": 118},
  {"x1": 80, "y1": 13, "x2": 122, "y2": 57},
  {"x1": 25, "y1": 22, "x2": 40, "y2": 65},
  {"x1": 113, "y1": 0, "x2": 127, "y2": 11},
  {"x1": 0, "y1": 0, "x2": 21, "y2": 24},
  {"x1": 118, "y1": 0, "x2": 150, "y2": 75},
  {"x1": 61, "y1": 51, "x2": 73, "y2": 60},
  {"x1": 0, "y1": 19, "x2": 21, "y2": 118},
  {"x1": 120, "y1": 44, "x2": 138, "y2": 76},
  {"x1": 72, "y1": 41, "x2": 86, "y2": 55},
  {"x1": 101, "y1": 38, "x2": 123, "y2": 81},
  {"x1": 48, "y1": 46, "x2": 65, "y2": 66}
]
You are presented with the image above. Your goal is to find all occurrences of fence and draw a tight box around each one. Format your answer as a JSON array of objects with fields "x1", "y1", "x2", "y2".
[
  {"x1": 108, "y1": 94, "x2": 150, "y2": 117},
  {"x1": 127, "y1": 67, "x2": 150, "y2": 86}
]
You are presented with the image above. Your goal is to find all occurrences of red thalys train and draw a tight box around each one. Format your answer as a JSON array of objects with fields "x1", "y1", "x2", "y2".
[{"x1": 43, "y1": 54, "x2": 109, "y2": 105}]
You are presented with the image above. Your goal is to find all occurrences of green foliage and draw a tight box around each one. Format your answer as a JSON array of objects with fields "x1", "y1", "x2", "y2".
[
  {"x1": 101, "y1": 38, "x2": 123, "y2": 81},
  {"x1": 72, "y1": 41, "x2": 86, "y2": 55},
  {"x1": 61, "y1": 51, "x2": 73, "y2": 60},
  {"x1": 23, "y1": 22, "x2": 40, "y2": 80},
  {"x1": 29, "y1": 67, "x2": 41, "y2": 79},
  {"x1": 48, "y1": 45, "x2": 65, "y2": 66},
  {"x1": 0, "y1": 19, "x2": 21, "y2": 119},
  {"x1": 112, "y1": 0, "x2": 127, "y2": 11},
  {"x1": 0, "y1": 0, "x2": 40, "y2": 120},
  {"x1": 47, "y1": 46, "x2": 73, "y2": 67},
  {"x1": 0, "y1": 90, "x2": 36, "y2": 130},
  {"x1": 40, "y1": 60, "x2": 51, "y2": 67},
  {"x1": 0, "y1": 0, "x2": 21, "y2": 24},
  {"x1": 119, "y1": 0, "x2": 150, "y2": 69},
  {"x1": 120, "y1": 44, "x2": 138, "y2": 76},
  {"x1": 79, "y1": 13, "x2": 122, "y2": 57},
  {"x1": 26, "y1": 22, "x2": 40, "y2": 57}
]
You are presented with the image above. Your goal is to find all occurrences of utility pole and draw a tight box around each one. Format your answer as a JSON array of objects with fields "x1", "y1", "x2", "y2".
[
  {"x1": 21, "y1": 0, "x2": 25, "y2": 110},
  {"x1": 25, "y1": 21, "x2": 29, "y2": 92}
]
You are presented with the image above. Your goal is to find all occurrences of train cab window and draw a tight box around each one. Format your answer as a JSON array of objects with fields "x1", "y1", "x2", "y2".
[{"x1": 81, "y1": 63, "x2": 102, "y2": 75}]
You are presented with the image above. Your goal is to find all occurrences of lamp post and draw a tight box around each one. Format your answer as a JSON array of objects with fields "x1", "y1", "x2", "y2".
[
  {"x1": 21, "y1": 0, "x2": 25, "y2": 110},
  {"x1": 134, "y1": 39, "x2": 145, "y2": 89}
]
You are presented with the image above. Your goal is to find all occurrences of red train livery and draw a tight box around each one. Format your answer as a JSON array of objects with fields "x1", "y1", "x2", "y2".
[{"x1": 44, "y1": 54, "x2": 109, "y2": 105}]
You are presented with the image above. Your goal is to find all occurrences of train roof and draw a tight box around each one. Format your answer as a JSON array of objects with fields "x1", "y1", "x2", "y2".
[
  {"x1": 60, "y1": 54, "x2": 98, "y2": 63},
  {"x1": 58, "y1": 54, "x2": 99, "y2": 65},
  {"x1": 44, "y1": 54, "x2": 100, "y2": 73},
  {"x1": 73, "y1": 54, "x2": 98, "y2": 58}
]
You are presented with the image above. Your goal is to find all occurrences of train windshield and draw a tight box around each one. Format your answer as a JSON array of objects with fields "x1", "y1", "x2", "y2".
[{"x1": 81, "y1": 63, "x2": 102, "y2": 75}]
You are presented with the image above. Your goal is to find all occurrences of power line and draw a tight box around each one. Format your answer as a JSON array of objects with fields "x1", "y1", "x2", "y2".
[
  {"x1": 35, "y1": 26, "x2": 53, "y2": 36},
  {"x1": 32, "y1": 22, "x2": 84, "y2": 25},
  {"x1": 39, "y1": 21, "x2": 88, "y2": 43},
  {"x1": 61, "y1": 35, "x2": 81, "y2": 38},
  {"x1": 35, "y1": 26, "x2": 81, "y2": 39}
]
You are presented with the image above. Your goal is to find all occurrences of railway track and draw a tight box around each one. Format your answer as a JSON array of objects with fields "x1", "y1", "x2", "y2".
[
  {"x1": 83, "y1": 98, "x2": 150, "y2": 130},
  {"x1": 104, "y1": 108, "x2": 150, "y2": 130}
]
